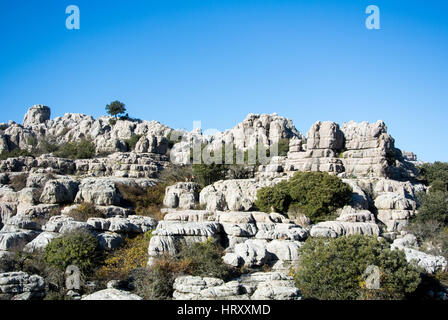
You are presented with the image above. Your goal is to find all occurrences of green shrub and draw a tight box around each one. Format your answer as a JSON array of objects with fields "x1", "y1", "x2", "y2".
[
  {"x1": 132, "y1": 238, "x2": 235, "y2": 300},
  {"x1": 192, "y1": 163, "x2": 227, "y2": 187},
  {"x1": 43, "y1": 231, "x2": 101, "y2": 274},
  {"x1": 117, "y1": 183, "x2": 166, "y2": 220},
  {"x1": 96, "y1": 231, "x2": 153, "y2": 283},
  {"x1": 430, "y1": 180, "x2": 448, "y2": 193},
  {"x1": 0, "y1": 148, "x2": 34, "y2": 160},
  {"x1": 255, "y1": 172, "x2": 352, "y2": 222},
  {"x1": 418, "y1": 162, "x2": 448, "y2": 191},
  {"x1": 38, "y1": 139, "x2": 59, "y2": 154},
  {"x1": 179, "y1": 238, "x2": 234, "y2": 280},
  {"x1": 414, "y1": 191, "x2": 448, "y2": 225},
  {"x1": 124, "y1": 135, "x2": 142, "y2": 151},
  {"x1": 294, "y1": 236, "x2": 422, "y2": 300},
  {"x1": 54, "y1": 139, "x2": 96, "y2": 159},
  {"x1": 255, "y1": 180, "x2": 291, "y2": 213}
]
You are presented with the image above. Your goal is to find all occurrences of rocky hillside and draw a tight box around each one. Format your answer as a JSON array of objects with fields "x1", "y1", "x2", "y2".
[{"x1": 0, "y1": 105, "x2": 446, "y2": 301}]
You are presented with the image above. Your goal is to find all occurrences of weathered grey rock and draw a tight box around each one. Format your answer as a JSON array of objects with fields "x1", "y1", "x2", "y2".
[
  {"x1": 0, "y1": 203, "x2": 16, "y2": 228},
  {"x1": 200, "y1": 179, "x2": 270, "y2": 211},
  {"x1": 58, "y1": 221, "x2": 93, "y2": 234},
  {"x1": 39, "y1": 178, "x2": 79, "y2": 204},
  {"x1": 310, "y1": 221, "x2": 380, "y2": 238},
  {"x1": 134, "y1": 135, "x2": 169, "y2": 155},
  {"x1": 226, "y1": 239, "x2": 270, "y2": 268},
  {"x1": 336, "y1": 206, "x2": 376, "y2": 223},
  {"x1": 96, "y1": 232, "x2": 125, "y2": 250},
  {"x1": 391, "y1": 235, "x2": 447, "y2": 274},
  {"x1": 163, "y1": 182, "x2": 200, "y2": 209},
  {"x1": 163, "y1": 210, "x2": 215, "y2": 222},
  {"x1": 81, "y1": 288, "x2": 143, "y2": 300},
  {"x1": 42, "y1": 215, "x2": 74, "y2": 233},
  {"x1": 173, "y1": 272, "x2": 301, "y2": 300},
  {"x1": 154, "y1": 221, "x2": 221, "y2": 237},
  {"x1": 363, "y1": 265, "x2": 381, "y2": 290},
  {"x1": 0, "y1": 272, "x2": 45, "y2": 300},
  {"x1": 0, "y1": 229, "x2": 39, "y2": 251},
  {"x1": 87, "y1": 216, "x2": 157, "y2": 234},
  {"x1": 255, "y1": 223, "x2": 308, "y2": 241},
  {"x1": 75, "y1": 178, "x2": 121, "y2": 206},
  {"x1": 23, "y1": 231, "x2": 60, "y2": 253},
  {"x1": 23, "y1": 105, "x2": 50, "y2": 127}
]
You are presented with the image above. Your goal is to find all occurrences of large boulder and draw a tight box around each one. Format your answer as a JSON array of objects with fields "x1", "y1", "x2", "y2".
[
  {"x1": 23, "y1": 105, "x2": 51, "y2": 127},
  {"x1": 0, "y1": 272, "x2": 46, "y2": 300},
  {"x1": 75, "y1": 178, "x2": 121, "y2": 206},
  {"x1": 199, "y1": 179, "x2": 276, "y2": 211},
  {"x1": 39, "y1": 178, "x2": 79, "y2": 204},
  {"x1": 163, "y1": 182, "x2": 200, "y2": 209}
]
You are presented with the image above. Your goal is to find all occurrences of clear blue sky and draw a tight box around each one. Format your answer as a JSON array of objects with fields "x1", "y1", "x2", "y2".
[{"x1": 0, "y1": 0, "x2": 447, "y2": 162}]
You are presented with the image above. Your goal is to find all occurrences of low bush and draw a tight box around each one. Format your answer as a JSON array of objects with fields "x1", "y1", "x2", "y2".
[
  {"x1": 54, "y1": 139, "x2": 96, "y2": 159},
  {"x1": 124, "y1": 135, "x2": 142, "y2": 152},
  {"x1": 132, "y1": 239, "x2": 235, "y2": 300},
  {"x1": 67, "y1": 203, "x2": 105, "y2": 222},
  {"x1": 9, "y1": 173, "x2": 28, "y2": 191},
  {"x1": 0, "y1": 148, "x2": 34, "y2": 160},
  {"x1": 255, "y1": 171, "x2": 352, "y2": 222},
  {"x1": 192, "y1": 163, "x2": 227, "y2": 187},
  {"x1": 96, "y1": 231, "x2": 153, "y2": 283},
  {"x1": 414, "y1": 191, "x2": 448, "y2": 225},
  {"x1": 418, "y1": 162, "x2": 448, "y2": 191},
  {"x1": 255, "y1": 180, "x2": 291, "y2": 213},
  {"x1": 43, "y1": 231, "x2": 102, "y2": 274},
  {"x1": 158, "y1": 165, "x2": 194, "y2": 184},
  {"x1": 117, "y1": 183, "x2": 166, "y2": 220},
  {"x1": 294, "y1": 235, "x2": 422, "y2": 300}
]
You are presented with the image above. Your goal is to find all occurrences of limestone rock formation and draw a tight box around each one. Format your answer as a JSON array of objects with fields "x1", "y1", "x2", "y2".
[
  {"x1": 163, "y1": 182, "x2": 200, "y2": 209},
  {"x1": 81, "y1": 288, "x2": 143, "y2": 300},
  {"x1": 23, "y1": 105, "x2": 51, "y2": 128},
  {"x1": 0, "y1": 272, "x2": 46, "y2": 300},
  {"x1": 391, "y1": 234, "x2": 447, "y2": 274},
  {"x1": 172, "y1": 272, "x2": 301, "y2": 300}
]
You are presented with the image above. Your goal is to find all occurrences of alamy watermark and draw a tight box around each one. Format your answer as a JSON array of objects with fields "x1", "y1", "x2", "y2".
[
  {"x1": 65, "y1": 5, "x2": 380, "y2": 31},
  {"x1": 168, "y1": 121, "x2": 281, "y2": 166},
  {"x1": 66, "y1": 5, "x2": 80, "y2": 30},
  {"x1": 365, "y1": 5, "x2": 380, "y2": 30}
]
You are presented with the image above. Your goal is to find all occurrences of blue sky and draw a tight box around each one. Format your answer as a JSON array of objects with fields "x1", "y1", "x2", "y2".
[{"x1": 0, "y1": 0, "x2": 447, "y2": 162}]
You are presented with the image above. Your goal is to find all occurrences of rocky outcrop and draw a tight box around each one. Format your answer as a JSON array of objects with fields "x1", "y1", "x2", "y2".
[
  {"x1": 39, "y1": 178, "x2": 79, "y2": 204},
  {"x1": 23, "y1": 105, "x2": 51, "y2": 128},
  {"x1": 285, "y1": 121, "x2": 344, "y2": 174},
  {"x1": 148, "y1": 210, "x2": 307, "y2": 271},
  {"x1": 0, "y1": 272, "x2": 45, "y2": 300},
  {"x1": 81, "y1": 288, "x2": 143, "y2": 300},
  {"x1": 172, "y1": 272, "x2": 301, "y2": 300},
  {"x1": 163, "y1": 182, "x2": 200, "y2": 209},
  {"x1": 75, "y1": 178, "x2": 121, "y2": 206},
  {"x1": 391, "y1": 234, "x2": 447, "y2": 274},
  {"x1": 199, "y1": 178, "x2": 286, "y2": 212},
  {"x1": 310, "y1": 221, "x2": 380, "y2": 238}
]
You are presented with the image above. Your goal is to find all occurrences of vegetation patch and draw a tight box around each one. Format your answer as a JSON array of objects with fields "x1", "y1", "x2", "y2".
[
  {"x1": 255, "y1": 171, "x2": 352, "y2": 222},
  {"x1": 293, "y1": 235, "x2": 422, "y2": 300}
]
